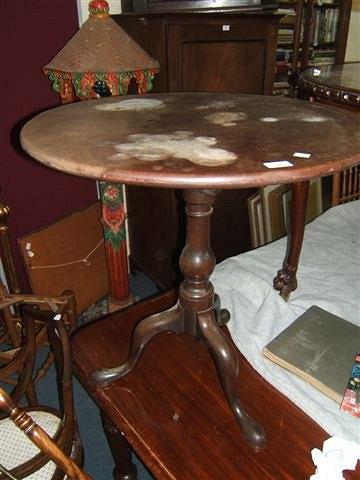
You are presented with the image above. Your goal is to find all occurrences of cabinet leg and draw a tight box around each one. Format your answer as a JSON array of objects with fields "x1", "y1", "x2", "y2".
[
  {"x1": 102, "y1": 413, "x2": 138, "y2": 480},
  {"x1": 273, "y1": 181, "x2": 309, "y2": 300}
]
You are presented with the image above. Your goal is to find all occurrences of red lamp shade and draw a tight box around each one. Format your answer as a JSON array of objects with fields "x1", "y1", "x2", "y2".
[{"x1": 43, "y1": 0, "x2": 159, "y2": 102}]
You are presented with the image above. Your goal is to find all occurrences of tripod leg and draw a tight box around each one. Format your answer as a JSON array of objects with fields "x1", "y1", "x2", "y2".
[
  {"x1": 89, "y1": 303, "x2": 183, "y2": 385},
  {"x1": 214, "y1": 293, "x2": 230, "y2": 326},
  {"x1": 198, "y1": 309, "x2": 266, "y2": 450}
]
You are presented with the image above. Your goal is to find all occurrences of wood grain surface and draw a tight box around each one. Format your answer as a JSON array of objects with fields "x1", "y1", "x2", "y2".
[
  {"x1": 21, "y1": 93, "x2": 360, "y2": 189},
  {"x1": 72, "y1": 290, "x2": 360, "y2": 480}
]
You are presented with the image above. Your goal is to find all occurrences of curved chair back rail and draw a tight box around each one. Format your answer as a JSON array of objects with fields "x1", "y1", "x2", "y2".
[
  {"x1": 0, "y1": 304, "x2": 84, "y2": 479},
  {"x1": 0, "y1": 388, "x2": 91, "y2": 480}
]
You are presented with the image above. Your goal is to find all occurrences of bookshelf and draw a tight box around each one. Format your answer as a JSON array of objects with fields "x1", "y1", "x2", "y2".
[{"x1": 274, "y1": 0, "x2": 352, "y2": 97}]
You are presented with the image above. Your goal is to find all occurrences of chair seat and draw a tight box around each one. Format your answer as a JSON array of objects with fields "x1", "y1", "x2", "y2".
[{"x1": 0, "y1": 410, "x2": 60, "y2": 479}]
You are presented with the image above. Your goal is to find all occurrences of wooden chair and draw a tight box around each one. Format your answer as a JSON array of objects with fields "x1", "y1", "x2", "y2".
[
  {"x1": 0, "y1": 200, "x2": 21, "y2": 297},
  {"x1": 0, "y1": 287, "x2": 77, "y2": 404},
  {"x1": 0, "y1": 303, "x2": 83, "y2": 479},
  {"x1": 0, "y1": 198, "x2": 78, "y2": 393},
  {"x1": 332, "y1": 164, "x2": 360, "y2": 206},
  {"x1": 0, "y1": 388, "x2": 91, "y2": 480}
]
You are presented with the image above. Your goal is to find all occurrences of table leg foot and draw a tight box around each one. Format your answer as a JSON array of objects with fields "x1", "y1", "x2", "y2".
[
  {"x1": 273, "y1": 181, "x2": 309, "y2": 300},
  {"x1": 273, "y1": 264, "x2": 297, "y2": 301},
  {"x1": 89, "y1": 304, "x2": 183, "y2": 385},
  {"x1": 214, "y1": 293, "x2": 230, "y2": 326},
  {"x1": 198, "y1": 310, "x2": 266, "y2": 450}
]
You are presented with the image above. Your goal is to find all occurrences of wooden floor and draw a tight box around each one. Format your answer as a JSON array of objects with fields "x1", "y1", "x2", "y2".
[{"x1": 72, "y1": 290, "x2": 359, "y2": 480}]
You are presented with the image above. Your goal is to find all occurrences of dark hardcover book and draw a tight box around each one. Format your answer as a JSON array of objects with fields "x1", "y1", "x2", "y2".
[{"x1": 262, "y1": 306, "x2": 360, "y2": 404}]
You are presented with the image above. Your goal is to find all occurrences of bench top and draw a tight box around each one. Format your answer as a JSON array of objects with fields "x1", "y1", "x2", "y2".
[{"x1": 71, "y1": 290, "x2": 360, "y2": 479}]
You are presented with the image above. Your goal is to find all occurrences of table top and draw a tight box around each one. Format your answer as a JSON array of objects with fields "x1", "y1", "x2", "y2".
[
  {"x1": 21, "y1": 93, "x2": 360, "y2": 189},
  {"x1": 301, "y1": 62, "x2": 360, "y2": 94},
  {"x1": 72, "y1": 290, "x2": 360, "y2": 480}
]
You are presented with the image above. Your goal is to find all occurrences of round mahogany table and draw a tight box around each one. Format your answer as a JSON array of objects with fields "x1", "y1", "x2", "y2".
[
  {"x1": 21, "y1": 93, "x2": 360, "y2": 449},
  {"x1": 300, "y1": 62, "x2": 360, "y2": 112}
]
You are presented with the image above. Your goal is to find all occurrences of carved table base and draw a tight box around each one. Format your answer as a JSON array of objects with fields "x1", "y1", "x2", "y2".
[{"x1": 90, "y1": 189, "x2": 266, "y2": 450}]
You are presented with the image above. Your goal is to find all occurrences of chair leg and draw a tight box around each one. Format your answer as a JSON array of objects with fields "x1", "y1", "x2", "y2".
[
  {"x1": 101, "y1": 413, "x2": 138, "y2": 480},
  {"x1": 25, "y1": 382, "x2": 38, "y2": 406},
  {"x1": 0, "y1": 285, "x2": 21, "y2": 347}
]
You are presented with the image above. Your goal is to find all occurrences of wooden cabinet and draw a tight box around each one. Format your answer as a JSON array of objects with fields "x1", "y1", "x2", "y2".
[
  {"x1": 113, "y1": 11, "x2": 280, "y2": 288},
  {"x1": 114, "y1": 11, "x2": 280, "y2": 94},
  {"x1": 166, "y1": 14, "x2": 279, "y2": 94}
]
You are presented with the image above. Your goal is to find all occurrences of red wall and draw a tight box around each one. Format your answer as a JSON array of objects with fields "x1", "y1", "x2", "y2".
[{"x1": 2, "y1": 0, "x2": 97, "y2": 291}]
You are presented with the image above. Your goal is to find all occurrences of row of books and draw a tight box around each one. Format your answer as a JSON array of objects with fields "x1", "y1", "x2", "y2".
[
  {"x1": 278, "y1": 0, "x2": 340, "y2": 5},
  {"x1": 277, "y1": 28, "x2": 294, "y2": 45},
  {"x1": 309, "y1": 47, "x2": 337, "y2": 66},
  {"x1": 275, "y1": 45, "x2": 337, "y2": 77},
  {"x1": 310, "y1": 7, "x2": 340, "y2": 46},
  {"x1": 277, "y1": 7, "x2": 339, "y2": 47},
  {"x1": 275, "y1": 48, "x2": 292, "y2": 93},
  {"x1": 314, "y1": 0, "x2": 341, "y2": 5}
]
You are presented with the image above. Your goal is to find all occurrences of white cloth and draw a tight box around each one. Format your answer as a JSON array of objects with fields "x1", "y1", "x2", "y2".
[
  {"x1": 310, "y1": 437, "x2": 360, "y2": 480},
  {"x1": 211, "y1": 200, "x2": 360, "y2": 444}
]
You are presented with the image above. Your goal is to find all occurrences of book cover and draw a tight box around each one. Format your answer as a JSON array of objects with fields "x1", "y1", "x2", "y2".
[
  {"x1": 262, "y1": 306, "x2": 360, "y2": 404},
  {"x1": 340, "y1": 353, "x2": 360, "y2": 418}
]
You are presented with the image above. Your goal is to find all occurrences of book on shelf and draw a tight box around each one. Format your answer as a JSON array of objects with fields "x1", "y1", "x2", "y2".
[
  {"x1": 311, "y1": 7, "x2": 339, "y2": 46},
  {"x1": 310, "y1": 59, "x2": 335, "y2": 66},
  {"x1": 316, "y1": 0, "x2": 338, "y2": 7},
  {"x1": 262, "y1": 306, "x2": 360, "y2": 404},
  {"x1": 276, "y1": 49, "x2": 293, "y2": 65},
  {"x1": 308, "y1": 46, "x2": 336, "y2": 66},
  {"x1": 276, "y1": 61, "x2": 290, "y2": 76},
  {"x1": 274, "y1": 73, "x2": 290, "y2": 83},
  {"x1": 277, "y1": 28, "x2": 294, "y2": 44},
  {"x1": 273, "y1": 87, "x2": 291, "y2": 96}
]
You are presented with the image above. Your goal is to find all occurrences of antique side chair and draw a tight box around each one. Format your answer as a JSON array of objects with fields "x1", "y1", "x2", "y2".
[
  {"x1": 0, "y1": 287, "x2": 77, "y2": 404},
  {"x1": 0, "y1": 388, "x2": 91, "y2": 480},
  {"x1": 0, "y1": 197, "x2": 77, "y2": 393},
  {"x1": 0, "y1": 303, "x2": 83, "y2": 479},
  {"x1": 331, "y1": 163, "x2": 360, "y2": 206}
]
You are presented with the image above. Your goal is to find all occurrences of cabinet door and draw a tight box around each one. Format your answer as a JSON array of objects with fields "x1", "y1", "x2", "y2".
[{"x1": 167, "y1": 17, "x2": 278, "y2": 94}]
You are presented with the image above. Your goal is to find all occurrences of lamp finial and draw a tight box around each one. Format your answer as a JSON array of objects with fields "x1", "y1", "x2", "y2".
[{"x1": 89, "y1": 0, "x2": 110, "y2": 18}]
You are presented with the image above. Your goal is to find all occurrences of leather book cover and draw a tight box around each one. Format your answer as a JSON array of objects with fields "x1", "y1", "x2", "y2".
[{"x1": 262, "y1": 305, "x2": 359, "y2": 404}]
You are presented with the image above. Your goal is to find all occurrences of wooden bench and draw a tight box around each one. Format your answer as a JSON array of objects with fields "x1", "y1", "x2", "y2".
[{"x1": 72, "y1": 290, "x2": 359, "y2": 479}]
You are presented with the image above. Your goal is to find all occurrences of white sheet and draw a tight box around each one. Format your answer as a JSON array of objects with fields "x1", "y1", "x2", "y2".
[{"x1": 211, "y1": 200, "x2": 360, "y2": 444}]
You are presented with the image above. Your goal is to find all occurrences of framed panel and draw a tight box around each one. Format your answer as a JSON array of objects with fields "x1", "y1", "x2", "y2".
[
  {"x1": 260, "y1": 178, "x2": 323, "y2": 244},
  {"x1": 18, "y1": 202, "x2": 109, "y2": 315}
]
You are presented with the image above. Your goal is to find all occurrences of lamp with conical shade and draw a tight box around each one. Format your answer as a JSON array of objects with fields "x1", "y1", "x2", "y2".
[
  {"x1": 43, "y1": 0, "x2": 159, "y2": 103},
  {"x1": 43, "y1": 0, "x2": 160, "y2": 310}
]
